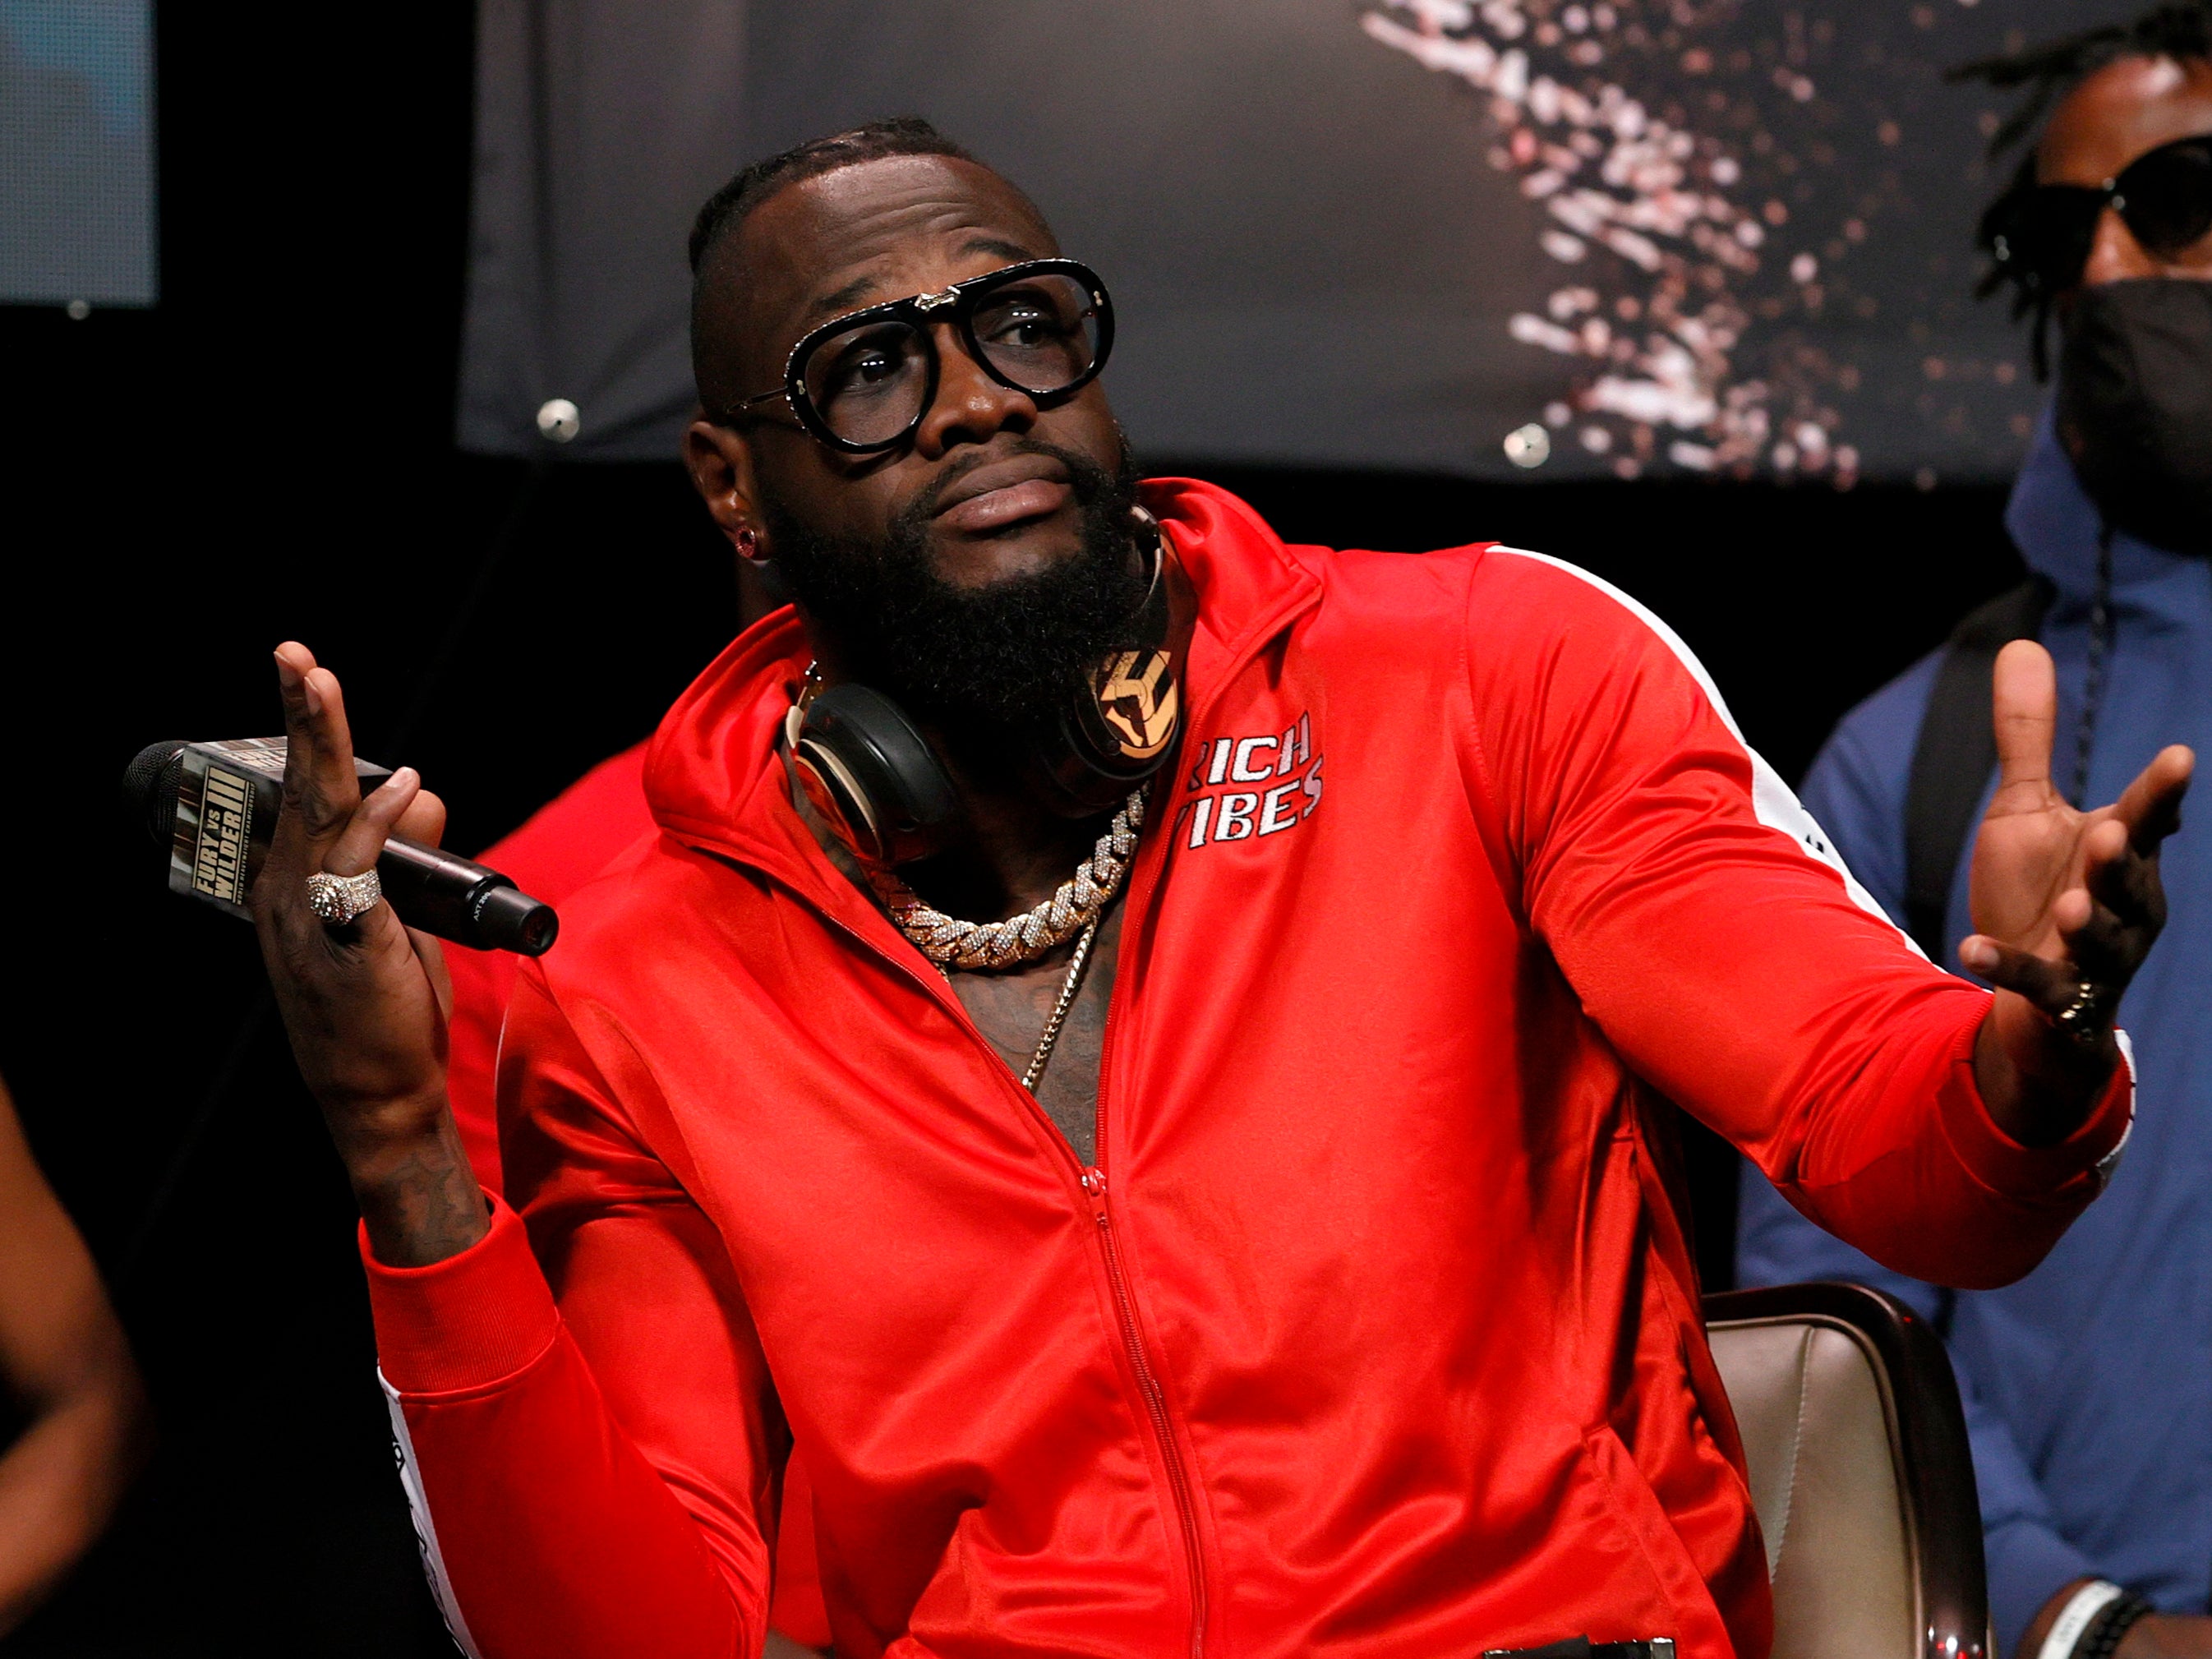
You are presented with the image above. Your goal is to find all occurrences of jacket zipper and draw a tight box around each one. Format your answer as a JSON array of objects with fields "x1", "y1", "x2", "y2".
[
  {"x1": 1085, "y1": 765, "x2": 1210, "y2": 1659},
  {"x1": 777, "y1": 901, "x2": 1210, "y2": 1653},
  {"x1": 1082, "y1": 1167, "x2": 1208, "y2": 1659}
]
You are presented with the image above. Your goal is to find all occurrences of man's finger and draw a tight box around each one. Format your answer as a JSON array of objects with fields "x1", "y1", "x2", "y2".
[
  {"x1": 1989, "y1": 639, "x2": 2058, "y2": 800},
  {"x1": 301, "y1": 665, "x2": 366, "y2": 833},
  {"x1": 2081, "y1": 846, "x2": 2139, "y2": 929},
  {"x1": 2108, "y1": 744, "x2": 2195, "y2": 850},
  {"x1": 1960, "y1": 933, "x2": 2078, "y2": 1013},
  {"x1": 2054, "y1": 886, "x2": 2138, "y2": 984},
  {"x1": 271, "y1": 645, "x2": 324, "y2": 866},
  {"x1": 324, "y1": 768, "x2": 422, "y2": 881},
  {"x1": 394, "y1": 788, "x2": 448, "y2": 850},
  {"x1": 2077, "y1": 817, "x2": 2164, "y2": 929},
  {"x1": 274, "y1": 643, "x2": 366, "y2": 853}
]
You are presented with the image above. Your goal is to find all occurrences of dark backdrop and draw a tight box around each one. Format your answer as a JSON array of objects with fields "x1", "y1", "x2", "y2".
[{"x1": 0, "y1": 10, "x2": 2024, "y2": 1654}]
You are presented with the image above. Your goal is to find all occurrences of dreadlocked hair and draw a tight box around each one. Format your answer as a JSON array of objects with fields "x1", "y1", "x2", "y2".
[
  {"x1": 1951, "y1": 5, "x2": 2212, "y2": 157},
  {"x1": 1947, "y1": 2, "x2": 2212, "y2": 376}
]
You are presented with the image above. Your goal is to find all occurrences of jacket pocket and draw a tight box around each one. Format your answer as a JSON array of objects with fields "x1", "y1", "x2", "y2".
[{"x1": 1578, "y1": 1425, "x2": 1737, "y2": 1658}]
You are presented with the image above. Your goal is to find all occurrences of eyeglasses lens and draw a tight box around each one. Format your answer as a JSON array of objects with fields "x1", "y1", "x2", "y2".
[
  {"x1": 802, "y1": 320, "x2": 934, "y2": 449},
  {"x1": 2118, "y1": 139, "x2": 2212, "y2": 260},
  {"x1": 970, "y1": 272, "x2": 1103, "y2": 396},
  {"x1": 798, "y1": 270, "x2": 1104, "y2": 447}
]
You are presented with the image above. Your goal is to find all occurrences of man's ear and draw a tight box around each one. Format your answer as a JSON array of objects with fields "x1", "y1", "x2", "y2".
[{"x1": 682, "y1": 413, "x2": 767, "y2": 551}]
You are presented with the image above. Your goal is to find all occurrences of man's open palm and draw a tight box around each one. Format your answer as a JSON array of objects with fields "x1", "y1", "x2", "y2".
[{"x1": 1964, "y1": 640, "x2": 2192, "y2": 1032}]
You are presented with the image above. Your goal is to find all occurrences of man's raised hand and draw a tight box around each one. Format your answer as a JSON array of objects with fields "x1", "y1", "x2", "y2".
[
  {"x1": 252, "y1": 643, "x2": 488, "y2": 1265},
  {"x1": 1962, "y1": 639, "x2": 2192, "y2": 1145}
]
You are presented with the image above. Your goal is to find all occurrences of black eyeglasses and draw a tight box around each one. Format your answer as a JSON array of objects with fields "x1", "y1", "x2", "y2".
[
  {"x1": 719, "y1": 258, "x2": 1114, "y2": 454},
  {"x1": 1981, "y1": 132, "x2": 2212, "y2": 300}
]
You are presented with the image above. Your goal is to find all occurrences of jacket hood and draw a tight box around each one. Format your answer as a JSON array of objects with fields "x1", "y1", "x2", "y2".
[
  {"x1": 642, "y1": 609, "x2": 815, "y2": 872},
  {"x1": 640, "y1": 477, "x2": 1322, "y2": 876},
  {"x1": 2006, "y1": 402, "x2": 2203, "y2": 606}
]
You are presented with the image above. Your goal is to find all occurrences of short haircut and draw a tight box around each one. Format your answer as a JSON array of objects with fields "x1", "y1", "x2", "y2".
[
  {"x1": 686, "y1": 118, "x2": 984, "y2": 406},
  {"x1": 687, "y1": 117, "x2": 978, "y2": 278},
  {"x1": 1948, "y1": 2, "x2": 2212, "y2": 371}
]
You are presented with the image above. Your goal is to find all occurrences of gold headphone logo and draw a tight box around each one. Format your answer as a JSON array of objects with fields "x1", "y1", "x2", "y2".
[{"x1": 1095, "y1": 650, "x2": 1179, "y2": 760}]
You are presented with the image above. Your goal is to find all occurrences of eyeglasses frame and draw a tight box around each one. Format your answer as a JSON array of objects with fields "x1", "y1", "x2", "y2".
[{"x1": 716, "y1": 257, "x2": 1116, "y2": 454}]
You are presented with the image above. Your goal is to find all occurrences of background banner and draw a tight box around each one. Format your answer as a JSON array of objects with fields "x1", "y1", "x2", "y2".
[
  {"x1": 459, "y1": 0, "x2": 2114, "y2": 482},
  {"x1": 0, "y1": 0, "x2": 156, "y2": 308}
]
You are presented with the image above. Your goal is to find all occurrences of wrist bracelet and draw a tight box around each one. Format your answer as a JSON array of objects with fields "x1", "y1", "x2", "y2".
[
  {"x1": 2037, "y1": 1583, "x2": 2124, "y2": 1659},
  {"x1": 2078, "y1": 1591, "x2": 2152, "y2": 1659}
]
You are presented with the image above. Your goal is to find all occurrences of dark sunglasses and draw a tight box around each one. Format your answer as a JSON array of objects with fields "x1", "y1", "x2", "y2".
[
  {"x1": 718, "y1": 258, "x2": 1114, "y2": 454},
  {"x1": 1982, "y1": 132, "x2": 2212, "y2": 300}
]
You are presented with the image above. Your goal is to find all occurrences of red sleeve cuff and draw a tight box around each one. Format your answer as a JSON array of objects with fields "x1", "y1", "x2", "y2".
[
  {"x1": 362, "y1": 1193, "x2": 560, "y2": 1395},
  {"x1": 1936, "y1": 1011, "x2": 2137, "y2": 1200}
]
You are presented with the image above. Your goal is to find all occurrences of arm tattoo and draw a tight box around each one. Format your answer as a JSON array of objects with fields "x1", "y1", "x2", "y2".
[{"x1": 354, "y1": 1115, "x2": 489, "y2": 1267}]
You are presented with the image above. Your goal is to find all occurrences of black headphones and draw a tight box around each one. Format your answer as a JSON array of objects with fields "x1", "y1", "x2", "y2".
[{"x1": 788, "y1": 515, "x2": 1182, "y2": 867}]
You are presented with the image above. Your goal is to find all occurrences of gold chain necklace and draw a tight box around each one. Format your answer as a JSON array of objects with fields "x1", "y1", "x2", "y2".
[
  {"x1": 867, "y1": 786, "x2": 1144, "y2": 1091},
  {"x1": 863, "y1": 786, "x2": 1147, "y2": 972},
  {"x1": 787, "y1": 678, "x2": 1146, "y2": 1088},
  {"x1": 1020, "y1": 915, "x2": 1101, "y2": 1090}
]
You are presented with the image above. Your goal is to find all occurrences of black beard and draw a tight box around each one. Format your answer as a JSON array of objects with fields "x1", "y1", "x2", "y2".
[{"x1": 765, "y1": 437, "x2": 1150, "y2": 755}]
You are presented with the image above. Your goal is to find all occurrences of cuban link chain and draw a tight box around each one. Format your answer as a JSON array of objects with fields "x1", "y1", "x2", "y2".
[{"x1": 864, "y1": 785, "x2": 1147, "y2": 972}]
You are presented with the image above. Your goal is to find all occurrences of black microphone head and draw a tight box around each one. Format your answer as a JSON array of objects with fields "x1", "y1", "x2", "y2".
[
  {"x1": 123, "y1": 741, "x2": 188, "y2": 846},
  {"x1": 472, "y1": 883, "x2": 560, "y2": 956}
]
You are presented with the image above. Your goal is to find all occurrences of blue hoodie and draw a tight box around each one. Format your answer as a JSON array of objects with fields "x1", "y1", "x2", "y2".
[{"x1": 1737, "y1": 408, "x2": 2212, "y2": 1655}]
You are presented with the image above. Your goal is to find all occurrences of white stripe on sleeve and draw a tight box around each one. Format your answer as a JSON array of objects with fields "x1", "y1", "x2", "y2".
[
  {"x1": 1494, "y1": 546, "x2": 1919, "y2": 953},
  {"x1": 380, "y1": 1366, "x2": 486, "y2": 1659}
]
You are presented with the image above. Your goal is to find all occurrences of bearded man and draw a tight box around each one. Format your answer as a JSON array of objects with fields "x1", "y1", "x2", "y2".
[{"x1": 252, "y1": 120, "x2": 2190, "y2": 1659}]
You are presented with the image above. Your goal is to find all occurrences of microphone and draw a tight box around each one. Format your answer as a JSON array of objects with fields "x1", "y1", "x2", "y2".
[{"x1": 123, "y1": 739, "x2": 559, "y2": 956}]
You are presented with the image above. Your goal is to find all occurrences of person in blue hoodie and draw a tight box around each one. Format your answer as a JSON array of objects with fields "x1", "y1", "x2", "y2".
[{"x1": 1737, "y1": 8, "x2": 2212, "y2": 1659}]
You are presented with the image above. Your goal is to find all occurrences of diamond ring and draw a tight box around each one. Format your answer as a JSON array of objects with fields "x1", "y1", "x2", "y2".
[
  {"x1": 2052, "y1": 979, "x2": 2113, "y2": 1051},
  {"x1": 306, "y1": 869, "x2": 383, "y2": 927}
]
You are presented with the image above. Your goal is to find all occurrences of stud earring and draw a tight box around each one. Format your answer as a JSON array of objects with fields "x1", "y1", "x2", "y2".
[{"x1": 736, "y1": 526, "x2": 760, "y2": 557}]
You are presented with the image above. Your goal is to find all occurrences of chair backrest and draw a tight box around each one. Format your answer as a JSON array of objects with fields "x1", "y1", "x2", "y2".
[{"x1": 1703, "y1": 1282, "x2": 1988, "y2": 1659}]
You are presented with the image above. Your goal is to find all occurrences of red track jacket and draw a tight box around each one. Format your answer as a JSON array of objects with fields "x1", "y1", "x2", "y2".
[
  {"x1": 442, "y1": 744, "x2": 652, "y2": 1196},
  {"x1": 438, "y1": 746, "x2": 836, "y2": 1647},
  {"x1": 368, "y1": 479, "x2": 2129, "y2": 1659}
]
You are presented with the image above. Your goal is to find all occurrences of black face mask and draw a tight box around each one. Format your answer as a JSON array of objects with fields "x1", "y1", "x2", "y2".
[{"x1": 2056, "y1": 279, "x2": 2212, "y2": 556}]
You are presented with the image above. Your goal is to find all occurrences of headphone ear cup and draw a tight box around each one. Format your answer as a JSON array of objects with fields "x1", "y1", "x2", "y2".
[
  {"x1": 1042, "y1": 527, "x2": 1182, "y2": 810},
  {"x1": 1062, "y1": 651, "x2": 1179, "y2": 775},
  {"x1": 795, "y1": 684, "x2": 960, "y2": 866}
]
